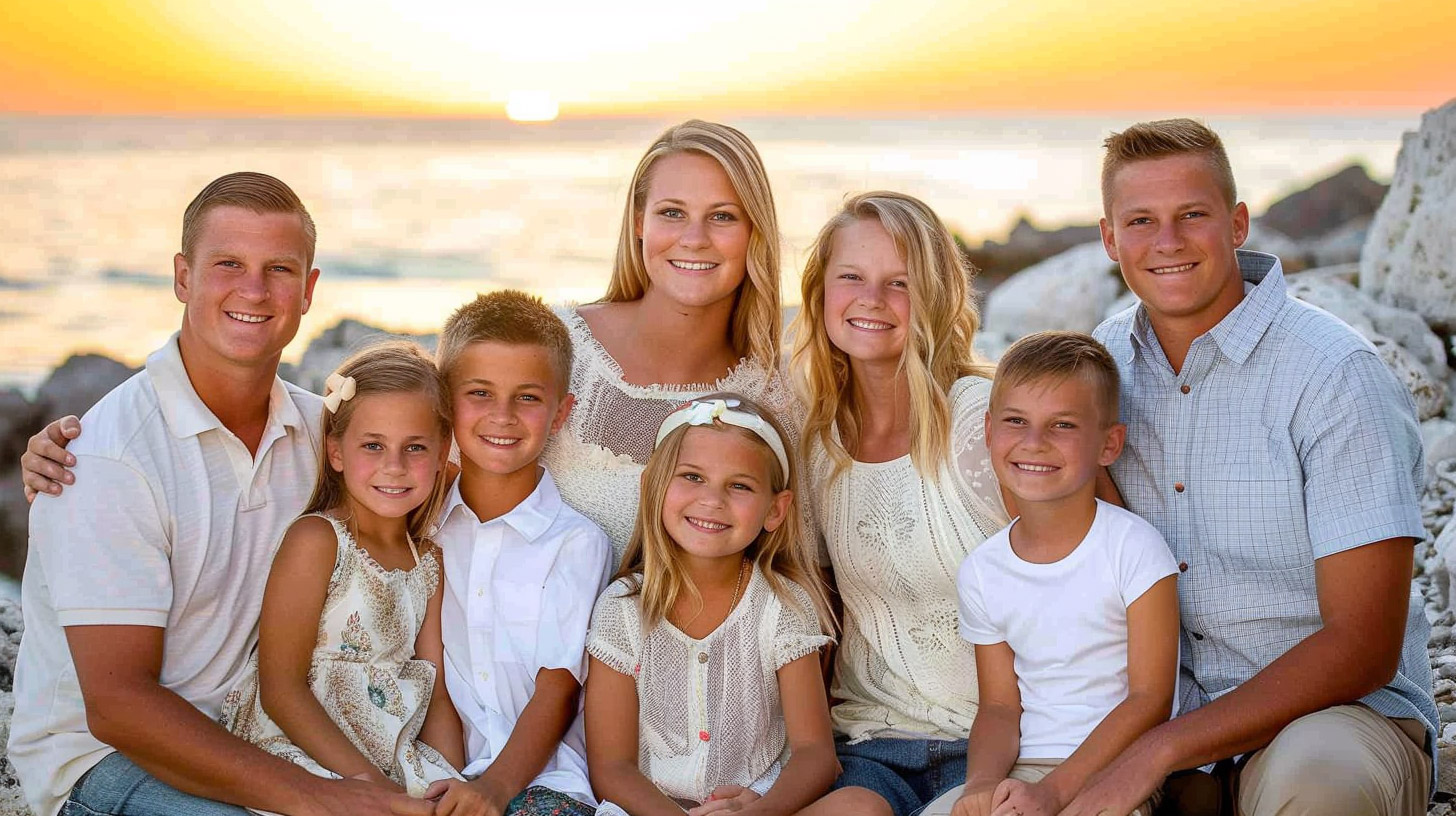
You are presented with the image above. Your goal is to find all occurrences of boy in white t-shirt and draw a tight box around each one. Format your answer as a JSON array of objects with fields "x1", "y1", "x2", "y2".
[{"x1": 939, "y1": 331, "x2": 1180, "y2": 816}]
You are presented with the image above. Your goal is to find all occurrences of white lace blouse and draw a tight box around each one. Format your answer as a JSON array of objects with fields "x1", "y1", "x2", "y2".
[
  {"x1": 810, "y1": 375, "x2": 1009, "y2": 742},
  {"x1": 541, "y1": 306, "x2": 805, "y2": 568},
  {"x1": 586, "y1": 566, "x2": 833, "y2": 803}
]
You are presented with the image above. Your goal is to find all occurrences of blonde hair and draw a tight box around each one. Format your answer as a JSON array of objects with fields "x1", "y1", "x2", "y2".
[
  {"x1": 991, "y1": 331, "x2": 1120, "y2": 425},
  {"x1": 438, "y1": 290, "x2": 573, "y2": 390},
  {"x1": 182, "y1": 171, "x2": 317, "y2": 267},
  {"x1": 1101, "y1": 118, "x2": 1236, "y2": 214},
  {"x1": 305, "y1": 340, "x2": 452, "y2": 544},
  {"x1": 599, "y1": 120, "x2": 782, "y2": 369},
  {"x1": 616, "y1": 392, "x2": 834, "y2": 635},
  {"x1": 790, "y1": 191, "x2": 994, "y2": 483}
]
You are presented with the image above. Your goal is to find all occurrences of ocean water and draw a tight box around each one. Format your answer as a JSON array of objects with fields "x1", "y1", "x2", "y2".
[{"x1": 0, "y1": 113, "x2": 1421, "y2": 393}]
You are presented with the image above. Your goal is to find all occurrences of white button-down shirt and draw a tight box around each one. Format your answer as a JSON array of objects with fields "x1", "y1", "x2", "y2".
[
  {"x1": 9, "y1": 334, "x2": 321, "y2": 816},
  {"x1": 437, "y1": 467, "x2": 612, "y2": 804}
]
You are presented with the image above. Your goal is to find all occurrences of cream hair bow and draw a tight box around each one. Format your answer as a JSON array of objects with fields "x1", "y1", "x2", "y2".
[
  {"x1": 655, "y1": 398, "x2": 790, "y2": 475},
  {"x1": 323, "y1": 372, "x2": 357, "y2": 414}
]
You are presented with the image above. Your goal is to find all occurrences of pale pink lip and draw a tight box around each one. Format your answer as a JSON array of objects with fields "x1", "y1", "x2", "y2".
[
  {"x1": 846, "y1": 317, "x2": 894, "y2": 332},
  {"x1": 669, "y1": 260, "x2": 720, "y2": 274},
  {"x1": 1012, "y1": 462, "x2": 1059, "y2": 474},
  {"x1": 685, "y1": 516, "x2": 730, "y2": 533}
]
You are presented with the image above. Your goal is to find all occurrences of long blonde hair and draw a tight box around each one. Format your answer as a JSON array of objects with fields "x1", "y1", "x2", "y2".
[
  {"x1": 616, "y1": 392, "x2": 834, "y2": 635},
  {"x1": 305, "y1": 339, "x2": 453, "y2": 545},
  {"x1": 790, "y1": 191, "x2": 994, "y2": 483},
  {"x1": 599, "y1": 120, "x2": 782, "y2": 369}
]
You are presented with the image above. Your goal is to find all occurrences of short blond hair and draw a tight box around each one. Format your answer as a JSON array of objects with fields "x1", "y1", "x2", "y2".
[
  {"x1": 437, "y1": 290, "x2": 573, "y2": 389},
  {"x1": 1101, "y1": 118, "x2": 1236, "y2": 214},
  {"x1": 600, "y1": 120, "x2": 782, "y2": 369},
  {"x1": 182, "y1": 171, "x2": 317, "y2": 267},
  {"x1": 990, "y1": 331, "x2": 1120, "y2": 425}
]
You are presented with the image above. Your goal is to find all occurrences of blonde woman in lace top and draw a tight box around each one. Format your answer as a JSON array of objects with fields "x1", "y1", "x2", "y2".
[
  {"x1": 538, "y1": 120, "x2": 804, "y2": 568},
  {"x1": 789, "y1": 193, "x2": 1009, "y2": 816}
]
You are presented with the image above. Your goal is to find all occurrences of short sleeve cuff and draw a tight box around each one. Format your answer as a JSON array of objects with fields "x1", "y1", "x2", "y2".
[
  {"x1": 773, "y1": 634, "x2": 834, "y2": 670},
  {"x1": 586, "y1": 640, "x2": 637, "y2": 678},
  {"x1": 1310, "y1": 508, "x2": 1425, "y2": 560},
  {"x1": 57, "y1": 608, "x2": 169, "y2": 627},
  {"x1": 957, "y1": 621, "x2": 1005, "y2": 646}
]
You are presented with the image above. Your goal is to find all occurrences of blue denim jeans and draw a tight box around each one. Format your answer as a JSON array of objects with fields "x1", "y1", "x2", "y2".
[
  {"x1": 831, "y1": 736, "x2": 969, "y2": 816},
  {"x1": 62, "y1": 752, "x2": 249, "y2": 816}
]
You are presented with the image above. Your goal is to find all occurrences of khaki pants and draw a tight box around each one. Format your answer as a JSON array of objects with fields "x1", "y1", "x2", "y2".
[
  {"x1": 921, "y1": 758, "x2": 1154, "y2": 816},
  {"x1": 1163, "y1": 704, "x2": 1431, "y2": 816}
]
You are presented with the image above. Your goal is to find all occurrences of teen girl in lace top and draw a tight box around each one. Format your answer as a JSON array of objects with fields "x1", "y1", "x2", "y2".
[{"x1": 789, "y1": 192, "x2": 1009, "y2": 816}]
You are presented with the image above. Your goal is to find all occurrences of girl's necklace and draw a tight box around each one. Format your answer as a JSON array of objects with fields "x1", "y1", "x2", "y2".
[
  {"x1": 677, "y1": 557, "x2": 748, "y2": 629},
  {"x1": 728, "y1": 557, "x2": 748, "y2": 611}
]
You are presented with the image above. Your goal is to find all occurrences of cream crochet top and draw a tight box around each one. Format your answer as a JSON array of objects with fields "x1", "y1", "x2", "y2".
[
  {"x1": 811, "y1": 375, "x2": 1009, "y2": 742},
  {"x1": 541, "y1": 306, "x2": 805, "y2": 569},
  {"x1": 586, "y1": 566, "x2": 832, "y2": 803}
]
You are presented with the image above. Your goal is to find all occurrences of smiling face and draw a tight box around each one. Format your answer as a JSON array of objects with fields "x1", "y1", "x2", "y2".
[
  {"x1": 450, "y1": 340, "x2": 573, "y2": 482},
  {"x1": 986, "y1": 373, "x2": 1124, "y2": 511},
  {"x1": 173, "y1": 205, "x2": 320, "y2": 374},
  {"x1": 1100, "y1": 153, "x2": 1250, "y2": 339},
  {"x1": 822, "y1": 217, "x2": 911, "y2": 370},
  {"x1": 327, "y1": 391, "x2": 448, "y2": 522},
  {"x1": 660, "y1": 425, "x2": 793, "y2": 564},
  {"x1": 635, "y1": 151, "x2": 752, "y2": 311}
]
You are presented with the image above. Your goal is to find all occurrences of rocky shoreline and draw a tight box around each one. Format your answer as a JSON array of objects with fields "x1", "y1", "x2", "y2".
[{"x1": 1, "y1": 101, "x2": 1453, "y2": 813}]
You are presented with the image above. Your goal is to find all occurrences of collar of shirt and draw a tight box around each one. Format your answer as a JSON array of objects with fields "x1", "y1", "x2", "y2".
[
  {"x1": 147, "y1": 332, "x2": 306, "y2": 440},
  {"x1": 440, "y1": 465, "x2": 563, "y2": 543},
  {"x1": 1127, "y1": 249, "x2": 1285, "y2": 371}
]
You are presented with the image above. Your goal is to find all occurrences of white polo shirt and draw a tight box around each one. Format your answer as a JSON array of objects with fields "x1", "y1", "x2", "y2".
[
  {"x1": 8, "y1": 335, "x2": 322, "y2": 816},
  {"x1": 437, "y1": 467, "x2": 612, "y2": 805}
]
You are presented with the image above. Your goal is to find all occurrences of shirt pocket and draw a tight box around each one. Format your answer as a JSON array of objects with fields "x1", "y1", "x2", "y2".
[
  {"x1": 493, "y1": 565, "x2": 548, "y2": 666},
  {"x1": 1197, "y1": 434, "x2": 1310, "y2": 574}
]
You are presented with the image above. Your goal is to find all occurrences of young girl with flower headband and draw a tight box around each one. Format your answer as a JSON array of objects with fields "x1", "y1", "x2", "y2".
[
  {"x1": 583, "y1": 393, "x2": 842, "y2": 816},
  {"x1": 789, "y1": 193, "x2": 1008, "y2": 816},
  {"x1": 221, "y1": 340, "x2": 471, "y2": 797}
]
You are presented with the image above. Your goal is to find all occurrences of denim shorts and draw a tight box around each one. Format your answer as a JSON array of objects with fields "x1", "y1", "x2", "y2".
[
  {"x1": 831, "y1": 736, "x2": 969, "y2": 816},
  {"x1": 63, "y1": 751, "x2": 249, "y2": 816}
]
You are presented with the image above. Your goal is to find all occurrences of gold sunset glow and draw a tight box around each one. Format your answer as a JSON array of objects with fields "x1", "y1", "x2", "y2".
[{"x1": 0, "y1": 0, "x2": 1451, "y2": 115}]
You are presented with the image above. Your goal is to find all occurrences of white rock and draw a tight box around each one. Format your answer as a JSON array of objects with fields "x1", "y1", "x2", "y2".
[
  {"x1": 1288, "y1": 269, "x2": 1448, "y2": 379},
  {"x1": 982, "y1": 241, "x2": 1122, "y2": 347},
  {"x1": 1360, "y1": 99, "x2": 1456, "y2": 331},
  {"x1": 1368, "y1": 335, "x2": 1448, "y2": 421}
]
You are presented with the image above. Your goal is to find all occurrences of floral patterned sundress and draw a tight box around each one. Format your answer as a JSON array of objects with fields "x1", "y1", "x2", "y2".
[{"x1": 221, "y1": 513, "x2": 461, "y2": 794}]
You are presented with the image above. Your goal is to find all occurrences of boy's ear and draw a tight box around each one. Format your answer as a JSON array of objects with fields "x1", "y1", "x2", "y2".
[
  {"x1": 325, "y1": 436, "x2": 344, "y2": 473},
  {"x1": 1099, "y1": 422, "x2": 1127, "y2": 467},
  {"x1": 983, "y1": 410, "x2": 992, "y2": 444},
  {"x1": 551, "y1": 392, "x2": 576, "y2": 434},
  {"x1": 761, "y1": 489, "x2": 794, "y2": 533}
]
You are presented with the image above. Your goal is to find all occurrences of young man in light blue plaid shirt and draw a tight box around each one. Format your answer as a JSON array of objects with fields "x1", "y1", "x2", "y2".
[{"x1": 1060, "y1": 119, "x2": 1437, "y2": 816}]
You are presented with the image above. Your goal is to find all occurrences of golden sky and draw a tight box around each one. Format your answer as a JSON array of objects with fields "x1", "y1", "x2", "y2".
[{"x1": 1, "y1": 0, "x2": 1452, "y2": 116}]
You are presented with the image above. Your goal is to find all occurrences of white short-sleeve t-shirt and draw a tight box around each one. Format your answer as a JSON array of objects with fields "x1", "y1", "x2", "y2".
[
  {"x1": 9, "y1": 335, "x2": 322, "y2": 816},
  {"x1": 956, "y1": 499, "x2": 1178, "y2": 759}
]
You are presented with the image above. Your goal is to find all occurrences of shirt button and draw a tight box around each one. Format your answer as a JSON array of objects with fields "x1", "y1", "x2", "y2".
[
  {"x1": 1178, "y1": 561, "x2": 1189, "y2": 572},
  {"x1": 1180, "y1": 384, "x2": 1191, "y2": 394},
  {"x1": 1174, "y1": 482, "x2": 1185, "y2": 493},
  {"x1": 478, "y1": 670, "x2": 489, "y2": 682},
  {"x1": 698, "y1": 652, "x2": 708, "y2": 664},
  {"x1": 476, "y1": 587, "x2": 485, "y2": 598}
]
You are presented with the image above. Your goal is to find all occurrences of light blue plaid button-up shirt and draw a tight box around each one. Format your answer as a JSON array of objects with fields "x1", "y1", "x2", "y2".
[{"x1": 1094, "y1": 249, "x2": 1438, "y2": 769}]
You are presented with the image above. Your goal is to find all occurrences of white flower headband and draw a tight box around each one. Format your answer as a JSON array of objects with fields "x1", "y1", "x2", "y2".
[
  {"x1": 655, "y1": 398, "x2": 790, "y2": 476},
  {"x1": 323, "y1": 372, "x2": 357, "y2": 414}
]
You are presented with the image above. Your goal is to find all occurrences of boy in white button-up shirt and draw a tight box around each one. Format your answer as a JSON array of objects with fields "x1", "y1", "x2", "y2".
[{"x1": 428, "y1": 292, "x2": 613, "y2": 816}]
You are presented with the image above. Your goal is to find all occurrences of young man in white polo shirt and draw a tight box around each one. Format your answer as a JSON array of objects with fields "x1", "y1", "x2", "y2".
[{"x1": 9, "y1": 173, "x2": 431, "y2": 816}]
